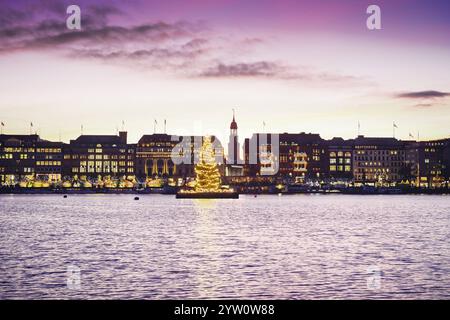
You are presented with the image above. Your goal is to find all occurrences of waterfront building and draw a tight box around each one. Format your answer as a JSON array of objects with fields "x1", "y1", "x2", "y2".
[
  {"x1": 34, "y1": 140, "x2": 64, "y2": 182},
  {"x1": 405, "y1": 138, "x2": 450, "y2": 187},
  {"x1": 326, "y1": 138, "x2": 354, "y2": 182},
  {"x1": 0, "y1": 134, "x2": 64, "y2": 184},
  {"x1": 135, "y1": 134, "x2": 225, "y2": 179},
  {"x1": 0, "y1": 134, "x2": 40, "y2": 184},
  {"x1": 63, "y1": 131, "x2": 135, "y2": 179},
  {"x1": 244, "y1": 132, "x2": 325, "y2": 181},
  {"x1": 352, "y1": 135, "x2": 406, "y2": 186}
]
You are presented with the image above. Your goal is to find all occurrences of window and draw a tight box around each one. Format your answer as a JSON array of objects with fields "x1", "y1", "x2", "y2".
[
  {"x1": 330, "y1": 165, "x2": 336, "y2": 171},
  {"x1": 330, "y1": 158, "x2": 337, "y2": 164},
  {"x1": 88, "y1": 161, "x2": 95, "y2": 173}
]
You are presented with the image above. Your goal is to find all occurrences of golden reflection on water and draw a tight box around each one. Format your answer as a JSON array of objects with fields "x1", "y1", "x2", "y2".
[
  {"x1": 192, "y1": 199, "x2": 218, "y2": 213},
  {"x1": 191, "y1": 199, "x2": 223, "y2": 298}
]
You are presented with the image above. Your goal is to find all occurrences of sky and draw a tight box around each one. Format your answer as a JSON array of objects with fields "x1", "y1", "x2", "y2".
[{"x1": 0, "y1": 0, "x2": 449, "y2": 146}]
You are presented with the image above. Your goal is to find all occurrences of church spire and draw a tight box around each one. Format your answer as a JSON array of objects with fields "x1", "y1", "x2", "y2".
[{"x1": 230, "y1": 108, "x2": 238, "y2": 130}]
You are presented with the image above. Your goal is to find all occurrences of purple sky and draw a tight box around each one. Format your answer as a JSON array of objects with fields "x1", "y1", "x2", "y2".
[{"x1": 0, "y1": 0, "x2": 449, "y2": 144}]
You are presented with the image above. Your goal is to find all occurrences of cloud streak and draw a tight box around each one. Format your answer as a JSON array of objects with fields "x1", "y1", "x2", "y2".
[
  {"x1": 396, "y1": 90, "x2": 450, "y2": 99},
  {"x1": 395, "y1": 90, "x2": 450, "y2": 109},
  {"x1": 0, "y1": 1, "x2": 367, "y2": 86}
]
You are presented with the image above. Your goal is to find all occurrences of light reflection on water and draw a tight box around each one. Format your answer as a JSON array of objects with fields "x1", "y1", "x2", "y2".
[{"x1": 0, "y1": 194, "x2": 449, "y2": 299}]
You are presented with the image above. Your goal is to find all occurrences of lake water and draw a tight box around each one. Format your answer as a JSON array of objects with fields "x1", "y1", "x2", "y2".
[{"x1": 0, "y1": 194, "x2": 449, "y2": 299}]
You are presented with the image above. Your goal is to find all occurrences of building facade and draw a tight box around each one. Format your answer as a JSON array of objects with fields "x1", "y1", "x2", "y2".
[
  {"x1": 352, "y1": 136, "x2": 406, "y2": 185},
  {"x1": 0, "y1": 134, "x2": 64, "y2": 184},
  {"x1": 326, "y1": 137, "x2": 353, "y2": 181},
  {"x1": 405, "y1": 139, "x2": 449, "y2": 187},
  {"x1": 135, "y1": 134, "x2": 225, "y2": 179},
  {"x1": 63, "y1": 131, "x2": 135, "y2": 179},
  {"x1": 244, "y1": 132, "x2": 326, "y2": 181}
]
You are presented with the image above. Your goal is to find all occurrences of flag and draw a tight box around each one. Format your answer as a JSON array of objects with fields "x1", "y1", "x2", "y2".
[
  {"x1": 30, "y1": 122, "x2": 33, "y2": 127},
  {"x1": 393, "y1": 122, "x2": 398, "y2": 128},
  {"x1": 154, "y1": 119, "x2": 157, "y2": 124},
  {"x1": 409, "y1": 133, "x2": 414, "y2": 139},
  {"x1": 1, "y1": 122, "x2": 4, "y2": 126}
]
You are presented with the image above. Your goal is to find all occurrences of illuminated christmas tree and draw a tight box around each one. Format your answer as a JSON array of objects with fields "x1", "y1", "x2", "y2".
[{"x1": 195, "y1": 136, "x2": 221, "y2": 192}]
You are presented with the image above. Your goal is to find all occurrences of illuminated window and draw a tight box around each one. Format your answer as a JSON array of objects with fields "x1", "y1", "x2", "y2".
[
  {"x1": 88, "y1": 161, "x2": 95, "y2": 173},
  {"x1": 330, "y1": 165, "x2": 336, "y2": 171}
]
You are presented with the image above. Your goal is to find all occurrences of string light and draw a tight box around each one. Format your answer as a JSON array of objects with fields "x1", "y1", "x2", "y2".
[{"x1": 194, "y1": 136, "x2": 221, "y2": 192}]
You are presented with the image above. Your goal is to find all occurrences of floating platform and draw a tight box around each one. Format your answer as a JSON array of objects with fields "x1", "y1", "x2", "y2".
[{"x1": 176, "y1": 191, "x2": 239, "y2": 199}]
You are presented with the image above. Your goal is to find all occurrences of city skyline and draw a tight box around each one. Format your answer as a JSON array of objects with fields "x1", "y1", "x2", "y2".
[{"x1": 1, "y1": 0, "x2": 450, "y2": 145}]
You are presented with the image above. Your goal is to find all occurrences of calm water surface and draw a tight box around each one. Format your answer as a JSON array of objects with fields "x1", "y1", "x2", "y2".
[{"x1": 0, "y1": 194, "x2": 449, "y2": 299}]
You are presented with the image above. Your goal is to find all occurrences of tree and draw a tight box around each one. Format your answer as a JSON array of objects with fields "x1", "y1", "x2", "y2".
[{"x1": 195, "y1": 136, "x2": 221, "y2": 192}]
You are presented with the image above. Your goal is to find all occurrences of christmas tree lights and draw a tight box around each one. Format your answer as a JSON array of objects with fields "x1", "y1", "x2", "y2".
[{"x1": 194, "y1": 136, "x2": 221, "y2": 192}]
